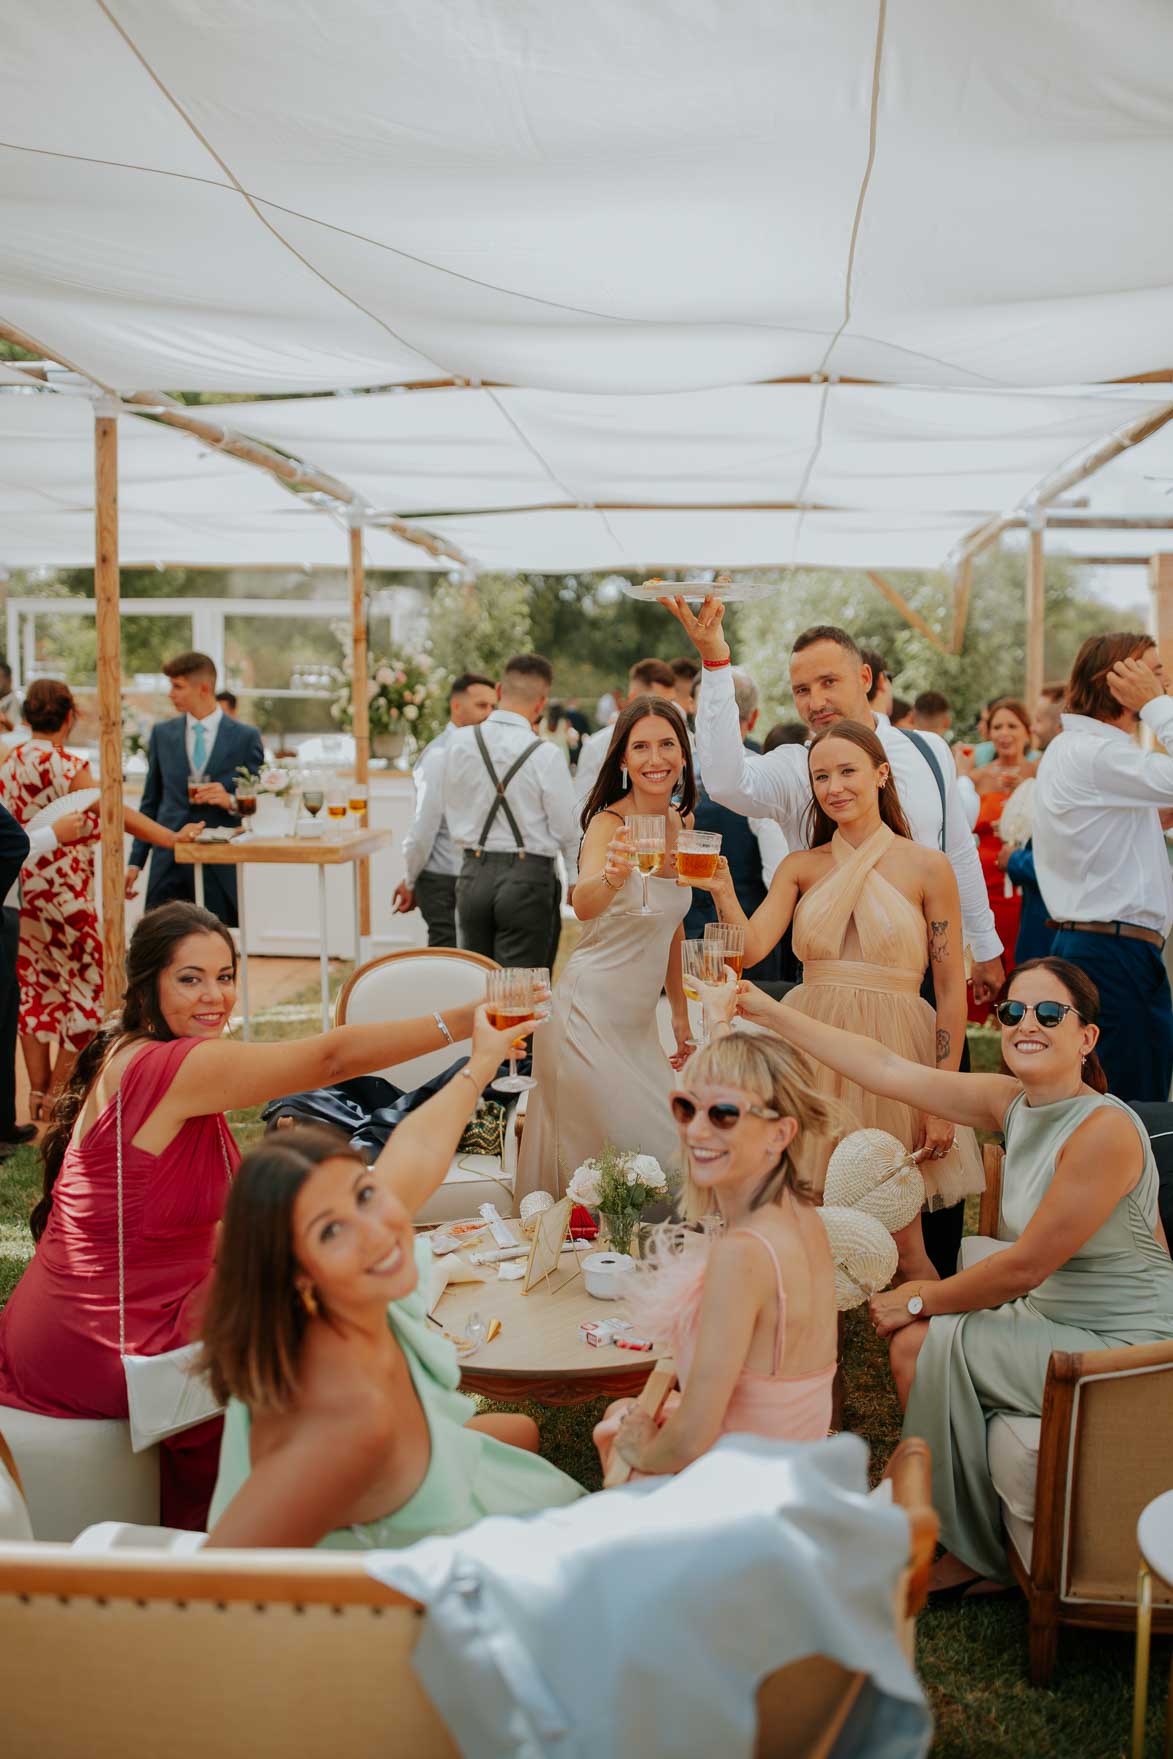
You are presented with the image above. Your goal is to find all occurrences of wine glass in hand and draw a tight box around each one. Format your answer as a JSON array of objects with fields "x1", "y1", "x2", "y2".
[
  {"x1": 628, "y1": 814, "x2": 667, "y2": 917},
  {"x1": 486, "y1": 969, "x2": 539, "y2": 1094}
]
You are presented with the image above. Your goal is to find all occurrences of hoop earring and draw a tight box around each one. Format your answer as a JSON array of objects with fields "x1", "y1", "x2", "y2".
[{"x1": 299, "y1": 1284, "x2": 319, "y2": 1318}]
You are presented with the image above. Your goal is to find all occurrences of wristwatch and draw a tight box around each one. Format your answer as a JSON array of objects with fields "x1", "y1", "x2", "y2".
[{"x1": 906, "y1": 1289, "x2": 925, "y2": 1317}]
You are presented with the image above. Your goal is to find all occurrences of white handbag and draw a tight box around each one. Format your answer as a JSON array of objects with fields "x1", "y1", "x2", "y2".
[{"x1": 116, "y1": 1088, "x2": 230, "y2": 1453}]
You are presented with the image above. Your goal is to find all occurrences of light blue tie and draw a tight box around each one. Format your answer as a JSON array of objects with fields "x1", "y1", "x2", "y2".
[{"x1": 192, "y1": 719, "x2": 208, "y2": 774}]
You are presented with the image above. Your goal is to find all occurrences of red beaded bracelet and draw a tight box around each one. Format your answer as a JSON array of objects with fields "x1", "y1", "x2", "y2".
[{"x1": 702, "y1": 657, "x2": 732, "y2": 670}]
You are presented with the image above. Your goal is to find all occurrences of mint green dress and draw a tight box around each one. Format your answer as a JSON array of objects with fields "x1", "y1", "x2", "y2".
[
  {"x1": 209, "y1": 1239, "x2": 584, "y2": 1548},
  {"x1": 905, "y1": 1091, "x2": 1173, "y2": 1583}
]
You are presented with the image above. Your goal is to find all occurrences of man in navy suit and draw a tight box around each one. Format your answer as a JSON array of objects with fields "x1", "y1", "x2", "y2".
[{"x1": 126, "y1": 651, "x2": 264, "y2": 927}]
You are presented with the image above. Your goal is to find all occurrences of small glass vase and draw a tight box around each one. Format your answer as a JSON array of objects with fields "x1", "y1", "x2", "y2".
[{"x1": 601, "y1": 1209, "x2": 637, "y2": 1259}]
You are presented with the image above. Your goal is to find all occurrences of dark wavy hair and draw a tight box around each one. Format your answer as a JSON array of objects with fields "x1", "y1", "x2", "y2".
[
  {"x1": 579, "y1": 695, "x2": 696, "y2": 832},
  {"x1": 803, "y1": 719, "x2": 913, "y2": 848},
  {"x1": 199, "y1": 1126, "x2": 364, "y2": 1412},
  {"x1": 1065, "y1": 632, "x2": 1151, "y2": 723},
  {"x1": 31, "y1": 902, "x2": 237, "y2": 1241},
  {"x1": 998, "y1": 957, "x2": 1108, "y2": 1095}
]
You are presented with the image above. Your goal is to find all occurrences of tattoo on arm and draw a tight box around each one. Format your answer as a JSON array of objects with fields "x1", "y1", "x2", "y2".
[
  {"x1": 929, "y1": 919, "x2": 949, "y2": 964},
  {"x1": 936, "y1": 1028, "x2": 951, "y2": 1065}
]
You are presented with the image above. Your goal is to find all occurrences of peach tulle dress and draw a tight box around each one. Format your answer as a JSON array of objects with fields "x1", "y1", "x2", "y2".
[{"x1": 785, "y1": 823, "x2": 984, "y2": 1209}]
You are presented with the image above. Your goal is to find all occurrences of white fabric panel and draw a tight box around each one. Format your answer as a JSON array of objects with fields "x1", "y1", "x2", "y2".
[
  {"x1": 3, "y1": 3, "x2": 1173, "y2": 393},
  {"x1": 0, "y1": 509, "x2": 439, "y2": 570}
]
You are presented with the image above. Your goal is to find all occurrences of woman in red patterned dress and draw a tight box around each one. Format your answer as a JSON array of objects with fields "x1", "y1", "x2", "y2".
[
  {"x1": 0, "y1": 678, "x2": 199, "y2": 1116},
  {"x1": 966, "y1": 698, "x2": 1037, "y2": 1025}
]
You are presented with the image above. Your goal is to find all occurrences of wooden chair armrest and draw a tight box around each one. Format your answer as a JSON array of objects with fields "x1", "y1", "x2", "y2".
[
  {"x1": 0, "y1": 1544, "x2": 422, "y2": 1609},
  {"x1": 0, "y1": 1427, "x2": 24, "y2": 1496},
  {"x1": 883, "y1": 1438, "x2": 938, "y2": 1616},
  {"x1": 978, "y1": 1141, "x2": 1004, "y2": 1241},
  {"x1": 602, "y1": 1361, "x2": 678, "y2": 1489}
]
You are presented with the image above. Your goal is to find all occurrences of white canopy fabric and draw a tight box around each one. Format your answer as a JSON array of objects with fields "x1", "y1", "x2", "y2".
[{"x1": 4, "y1": 2, "x2": 1173, "y2": 396}]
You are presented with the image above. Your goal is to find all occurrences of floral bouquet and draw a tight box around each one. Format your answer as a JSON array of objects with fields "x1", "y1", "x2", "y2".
[
  {"x1": 330, "y1": 645, "x2": 449, "y2": 748},
  {"x1": 235, "y1": 764, "x2": 296, "y2": 797},
  {"x1": 567, "y1": 1143, "x2": 670, "y2": 1258}
]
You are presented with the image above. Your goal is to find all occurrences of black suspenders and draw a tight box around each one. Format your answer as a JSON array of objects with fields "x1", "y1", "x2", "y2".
[{"x1": 473, "y1": 726, "x2": 544, "y2": 856}]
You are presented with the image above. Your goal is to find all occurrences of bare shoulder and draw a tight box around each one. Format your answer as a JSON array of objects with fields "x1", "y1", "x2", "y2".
[
  {"x1": 708, "y1": 1230, "x2": 775, "y2": 1290},
  {"x1": 781, "y1": 847, "x2": 826, "y2": 885},
  {"x1": 910, "y1": 843, "x2": 956, "y2": 889}
]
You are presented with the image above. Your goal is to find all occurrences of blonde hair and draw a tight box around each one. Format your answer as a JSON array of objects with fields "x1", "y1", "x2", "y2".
[{"x1": 678, "y1": 1033, "x2": 839, "y2": 1218}]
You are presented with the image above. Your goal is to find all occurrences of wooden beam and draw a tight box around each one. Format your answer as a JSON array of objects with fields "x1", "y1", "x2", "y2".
[
  {"x1": 950, "y1": 556, "x2": 973, "y2": 656},
  {"x1": 1025, "y1": 520, "x2": 1045, "y2": 707},
  {"x1": 1150, "y1": 555, "x2": 1173, "y2": 684},
  {"x1": 94, "y1": 409, "x2": 126, "y2": 1008},
  {"x1": 348, "y1": 524, "x2": 371, "y2": 941},
  {"x1": 864, "y1": 571, "x2": 948, "y2": 654}
]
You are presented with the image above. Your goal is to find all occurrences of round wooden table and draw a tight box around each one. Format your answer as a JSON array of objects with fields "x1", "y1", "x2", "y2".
[{"x1": 435, "y1": 1254, "x2": 666, "y2": 1407}]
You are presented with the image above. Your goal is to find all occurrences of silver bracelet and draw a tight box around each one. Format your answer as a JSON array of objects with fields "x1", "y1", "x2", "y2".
[
  {"x1": 457, "y1": 1066, "x2": 481, "y2": 1092},
  {"x1": 434, "y1": 1011, "x2": 454, "y2": 1046}
]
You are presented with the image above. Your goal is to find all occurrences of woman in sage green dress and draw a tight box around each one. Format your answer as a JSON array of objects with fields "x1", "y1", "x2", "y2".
[
  {"x1": 729, "y1": 955, "x2": 1173, "y2": 1595},
  {"x1": 202, "y1": 1005, "x2": 583, "y2": 1549}
]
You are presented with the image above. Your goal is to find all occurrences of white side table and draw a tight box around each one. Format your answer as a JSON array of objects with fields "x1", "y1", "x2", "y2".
[{"x1": 1133, "y1": 1488, "x2": 1173, "y2": 1758}]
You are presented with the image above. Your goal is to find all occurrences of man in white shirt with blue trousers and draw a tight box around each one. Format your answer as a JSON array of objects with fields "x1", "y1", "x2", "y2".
[
  {"x1": 393, "y1": 671, "x2": 497, "y2": 946},
  {"x1": 428, "y1": 654, "x2": 580, "y2": 969},
  {"x1": 662, "y1": 594, "x2": 1004, "y2": 1279},
  {"x1": 1034, "y1": 632, "x2": 1173, "y2": 1103}
]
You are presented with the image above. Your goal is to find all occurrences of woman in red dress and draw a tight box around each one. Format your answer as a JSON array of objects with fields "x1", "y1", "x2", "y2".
[
  {"x1": 967, "y1": 698, "x2": 1037, "y2": 1024},
  {"x1": 0, "y1": 901, "x2": 481, "y2": 1528}
]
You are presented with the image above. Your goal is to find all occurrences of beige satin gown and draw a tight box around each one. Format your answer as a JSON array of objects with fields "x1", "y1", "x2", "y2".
[{"x1": 784, "y1": 823, "x2": 984, "y2": 1207}]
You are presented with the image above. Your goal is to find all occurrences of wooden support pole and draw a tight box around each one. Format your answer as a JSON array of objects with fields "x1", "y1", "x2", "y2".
[
  {"x1": 349, "y1": 525, "x2": 371, "y2": 941},
  {"x1": 864, "y1": 572, "x2": 948, "y2": 655},
  {"x1": 1025, "y1": 517, "x2": 1046, "y2": 707},
  {"x1": 951, "y1": 557, "x2": 973, "y2": 655},
  {"x1": 95, "y1": 409, "x2": 126, "y2": 1008},
  {"x1": 1149, "y1": 554, "x2": 1173, "y2": 685}
]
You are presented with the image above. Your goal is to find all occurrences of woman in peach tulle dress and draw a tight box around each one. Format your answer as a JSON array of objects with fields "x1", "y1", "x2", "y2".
[{"x1": 690, "y1": 718, "x2": 983, "y2": 1282}]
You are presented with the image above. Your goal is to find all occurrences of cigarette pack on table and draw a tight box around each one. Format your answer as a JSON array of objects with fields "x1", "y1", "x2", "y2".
[{"x1": 579, "y1": 1321, "x2": 616, "y2": 1349}]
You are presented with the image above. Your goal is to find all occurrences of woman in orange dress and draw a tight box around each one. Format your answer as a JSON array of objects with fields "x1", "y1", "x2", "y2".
[{"x1": 967, "y1": 698, "x2": 1036, "y2": 1024}]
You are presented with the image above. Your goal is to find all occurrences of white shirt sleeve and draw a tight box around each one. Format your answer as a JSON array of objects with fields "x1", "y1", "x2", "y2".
[
  {"x1": 573, "y1": 732, "x2": 606, "y2": 806},
  {"x1": 933, "y1": 742, "x2": 1002, "y2": 962},
  {"x1": 750, "y1": 817, "x2": 789, "y2": 887},
  {"x1": 25, "y1": 825, "x2": 57, "y2": 861},
  {"x1": 401, "y1": 743, "x2": 448, "y2": 888},
  {"x1": 694, "y1": 665, "x2": 809, "y2": 832},
  {"x1": 540, "y1": 748, "x2": 583, "y2": 886},
  {"x1": 956, "y1": 775, "x2": 980, "y2": 831},
  {"x1": 1075, "y1": 698, "x2": 1173, "y2": 806}
]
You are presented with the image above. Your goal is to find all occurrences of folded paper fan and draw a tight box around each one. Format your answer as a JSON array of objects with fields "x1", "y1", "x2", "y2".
[
  {"x1": 997, "y1": 777, "x2": 1036, "y2": 848},
  {"x1": 824, "y1": 1128, "x2": 926, "y2": 1235},
  {"x1": 818, "y1": 1205, "x2": 899, "y2": 1311},
  {"x1": 24, "y1": 788, "x2": 101, "y2": 835}
]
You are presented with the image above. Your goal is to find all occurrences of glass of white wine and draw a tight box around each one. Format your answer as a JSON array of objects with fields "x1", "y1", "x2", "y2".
[
  {"x1": 627, "y1": 813, "x2": 668, "y2": 916},
  {"x1": 681, "y1": 939, "x2": 725, "y2": 1046},
  {"x1": 486, "y1": 968, "x2": 538, "y2": 1094}
]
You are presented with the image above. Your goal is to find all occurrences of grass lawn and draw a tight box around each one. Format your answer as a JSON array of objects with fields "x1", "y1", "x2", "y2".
[{"x1": 0, "y1": 999, "x2": 1167, "y2": 1755}]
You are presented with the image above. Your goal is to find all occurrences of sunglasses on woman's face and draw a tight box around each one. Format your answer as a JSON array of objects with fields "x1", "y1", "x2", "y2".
[
  {"x1": 669, "y1": 1093, "x2": 780, "y2": 1130},
  {"x1": 993, "y1": 999, "x2": 1082, "y2": 1030}
]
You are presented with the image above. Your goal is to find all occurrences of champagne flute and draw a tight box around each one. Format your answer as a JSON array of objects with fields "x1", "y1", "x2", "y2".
[
  {"x1": 628, "y1": 813, "x2": 667, "y2": 916},
  {"x1": 705, "y1": 920, "x2": 746, "y2": 981},
  {"x1": 486, "y1": 969, "x2": 538, "y2": 1093},
  {"x1": 681, "y1": 939, "x2": 724, "y2": 1046},
  {"x1": 676, "y1": 829, "x2": 722, "y2": 880}
]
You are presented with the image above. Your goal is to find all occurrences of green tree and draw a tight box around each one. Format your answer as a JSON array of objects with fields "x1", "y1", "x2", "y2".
[{"x1": 425, "y1": 573, "x2": 532, "y2": 679}]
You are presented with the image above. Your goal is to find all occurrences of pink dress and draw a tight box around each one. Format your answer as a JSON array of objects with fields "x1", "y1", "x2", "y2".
[{"x1": 0, "y1": 1038, "x2": 239, "y2": 1526}]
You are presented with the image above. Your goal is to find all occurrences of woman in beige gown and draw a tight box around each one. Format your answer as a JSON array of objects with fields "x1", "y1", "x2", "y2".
[
  {"x1": 691, "y1": 718, "x2": 982, "y2": 1279},
  {"x1": 516, "y1": 697, "x2": 694, "y2": 1202}
]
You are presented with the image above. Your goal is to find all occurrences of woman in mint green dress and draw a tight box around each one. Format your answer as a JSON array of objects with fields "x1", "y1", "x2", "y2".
[
  {"x1": 730, "y1": 956, "x2": 1173, "y2": 1595},
  {"x1": 201, "y1": 1005, "x2": 583, "y2": 1549}
]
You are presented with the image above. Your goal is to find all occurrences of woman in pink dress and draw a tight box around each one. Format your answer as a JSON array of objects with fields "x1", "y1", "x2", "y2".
[{"x1": 0, "y1": 900, "x2": 483, "y2": 1528}]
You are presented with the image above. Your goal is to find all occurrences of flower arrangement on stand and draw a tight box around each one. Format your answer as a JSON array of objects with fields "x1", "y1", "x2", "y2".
[
  {"x1": 330, "y1": 646, "x2": 449, "y2": 762},
  {"x1": 567, "y1": 1145, "x2": 670, "y2": 1258}
]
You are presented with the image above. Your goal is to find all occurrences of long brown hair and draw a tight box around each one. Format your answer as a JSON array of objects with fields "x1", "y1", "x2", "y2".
[
  {"x1": 803, "y1": 719, "x2": 912, "y2": 849},
  {"x1": 1065, "y1": 632, "x2": 1151, "y2": 722},
  {"x1": 199, "y1": 1127, "x2": 365, "y2": 1412},
  {"x1": 986, "y1": 698, "x2": 1032, "y2": 741},
  {"x1": 32, "y1": 902, "x2": 238, "y2": 1241},
  {"x1": 580, "y1": 695, "x2": 696, "y2": 831},
  {"x1": 998, "y1": 957, "x2": 1108, "y2": 1094}
]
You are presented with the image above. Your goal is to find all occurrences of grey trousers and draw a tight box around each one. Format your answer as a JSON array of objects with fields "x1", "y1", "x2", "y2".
[
  {"x1": 415, "y1": 870, "x2": 458, "y2": 948},
  {"x1": 456, "y1": 853, "x2": 559, "y2": 969}
]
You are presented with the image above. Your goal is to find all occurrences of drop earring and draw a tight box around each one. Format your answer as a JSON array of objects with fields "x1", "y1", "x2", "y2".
[
  {"x1": 621, "y1": 766, "x2": 629, "y2": 791},
  {"x1": 299, "y1": 1284, "x2": 319, "y2": 1317}
]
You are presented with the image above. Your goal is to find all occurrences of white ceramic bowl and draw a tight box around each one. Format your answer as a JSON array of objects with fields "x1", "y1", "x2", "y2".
[{"x1": 582, "y1": 1251, "x2": 633, "y2": 1300}]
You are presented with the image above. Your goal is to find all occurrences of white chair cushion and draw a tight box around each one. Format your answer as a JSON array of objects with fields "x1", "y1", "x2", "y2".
[
  {"x1": 0, "y1": 1455, "x2": 33, "y2": 1542},
  {"x1": 416, "y1": 1155, "x2": 515, "y2": 1226},
  {"x1": 0, "y1": 1405, "x2": 160, "y2": 1541},
  {"x1": 339, "y1": 953, "x2": 490, "y2": 1088},
  {"x1": 73, "y1": 1521, "x2": 206, "y2": 1554},
  {"x1": 988, "y1": 1411, "x2": 1041, "y2": 1567},
  {"x1": 957, "y1": 1235, "x2": 1014, "y2": 1272}
]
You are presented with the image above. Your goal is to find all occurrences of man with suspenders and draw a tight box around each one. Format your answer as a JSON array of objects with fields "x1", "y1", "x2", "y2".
[
  {"x1": 662, "y1": 598, "x2": 1004, "y2": 1279},
  {"x1": 430, "y1": 653, "x2": 580, "y2": 969}
]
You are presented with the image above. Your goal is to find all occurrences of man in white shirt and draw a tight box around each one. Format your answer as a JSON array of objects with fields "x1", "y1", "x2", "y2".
[
  {"x1": 574, "y1": 657, "x2": 678, "y2": 807},
  {"x1": 392, "y1": 671, "x2": 497, "y2": 946},
  {"x1": 662, "y1": 595, "x2": 1003, "y2": 1278},
  {"x1": 427, "y1": 654, "x2": 579, "y2": 968},
  {"x1": 1034, "y1": 633, "x2": 1173, "y2": 1102}
]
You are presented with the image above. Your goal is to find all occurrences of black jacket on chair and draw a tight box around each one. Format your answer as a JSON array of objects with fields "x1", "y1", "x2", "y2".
[{"x1": 128, "y1": 714, "x2": 265, "y2": 926}]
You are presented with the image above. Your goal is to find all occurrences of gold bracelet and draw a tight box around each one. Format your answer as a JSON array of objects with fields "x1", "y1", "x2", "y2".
[{"x1": 602, "y1": 871, "x2": 622, "y2": 891}]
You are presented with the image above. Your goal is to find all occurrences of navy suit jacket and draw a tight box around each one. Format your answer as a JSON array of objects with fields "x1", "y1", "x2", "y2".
[
  {"x1": 0, "y1": 802, "x2": 30, "y2": 906},
  {"x1": 129, "y1": 714, "x2": 265, "y2": 904}
]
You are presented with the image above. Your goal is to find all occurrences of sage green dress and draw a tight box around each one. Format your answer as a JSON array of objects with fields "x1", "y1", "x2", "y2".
[
  {"x1": 905, "y1": 1091, "x2": 1173, "y2": 1583},
  {"x1": 209, "y1": 1239, "x2": 584, "y2": 1548}
]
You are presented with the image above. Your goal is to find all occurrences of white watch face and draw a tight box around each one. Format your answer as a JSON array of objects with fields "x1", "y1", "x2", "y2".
[{"x1": 906, "y1": 1293, "x2": 924, "y2": 1317}]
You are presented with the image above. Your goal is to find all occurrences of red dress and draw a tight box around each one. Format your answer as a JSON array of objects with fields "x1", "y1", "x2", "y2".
[
  {"x1": 0, "y1": 1038, "x2": 240, "y2": 1526},
  {"x1": 0, "y1": 739, "x2": 102, "y2": 1049},
  {"x1": 968, "y1": 788, "x2": 1020, "y2": 1024}
]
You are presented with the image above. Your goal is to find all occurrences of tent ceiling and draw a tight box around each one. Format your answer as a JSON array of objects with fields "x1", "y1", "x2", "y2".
[{"x1": 4, "y1": 4, "x2": 1173, "y2": 395}]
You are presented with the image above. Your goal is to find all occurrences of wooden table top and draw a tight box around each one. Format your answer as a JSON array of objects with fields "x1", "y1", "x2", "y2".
[{"x1": 174, "y1": 828, "x2": 391, "y2": 866}]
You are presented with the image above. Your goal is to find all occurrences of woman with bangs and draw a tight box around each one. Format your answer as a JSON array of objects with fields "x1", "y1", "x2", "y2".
[
  {"x1": 688, "y1": 718, "x2": 983, "y2": 1281},
  {"x1": 516, "y1": 695, "x2": 695, "y2": 1202}
]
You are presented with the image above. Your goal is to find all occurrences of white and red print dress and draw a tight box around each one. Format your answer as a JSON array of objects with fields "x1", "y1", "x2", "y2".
[{"x1": 0, "y1": 740, "x2": 102, "y2": 1049}]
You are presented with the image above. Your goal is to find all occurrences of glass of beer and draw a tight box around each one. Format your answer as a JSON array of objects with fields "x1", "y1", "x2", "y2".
[
  {"x1": 681, "y1": 939, "x2": 725, "y2": 1046},
  {"x1": 705, "y1": 920, "x2": 746, "y2": 981},
  {"x1": 187, "y1": 768, "x2": 207, "y2": 805},
  {"x1": 347, "y1": 785, "x2": 368, "y2": 827},
  {"x1": 627, "y1": 813, "x2": 668, "y2": 916},
  {"x1": 486, "y1": 969, "x2": 539, "y2": 1093},
  {"x1": 236, "y1": 790, "x2": 257, "y2": 828},
  {"x1": 676, "y1": 829, "x2": 721, "y2": 881},
  {"x1": 325, "y1": 784, "x2": 348, "y2": 837}
]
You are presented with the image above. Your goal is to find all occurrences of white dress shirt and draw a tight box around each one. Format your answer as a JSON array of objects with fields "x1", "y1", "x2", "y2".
[
  {"x1": 695, "y1": 665, "x2": 1002, "y2": 960},
  {"x1": 186, "y1": 706, "x2": 223, "y2": 771},
  {"x1": 422, "y1": 709, "x2": 581, "y2": 883},
  {"x1": 573, "y1": 723, "x2": 612, "y2": 805},
  {"x1": 1033, "y1": 701, "x2": 1173, "y2": 936},
  {"x1": 401, "y1": 723, "x2": 460, "y2": 886}
]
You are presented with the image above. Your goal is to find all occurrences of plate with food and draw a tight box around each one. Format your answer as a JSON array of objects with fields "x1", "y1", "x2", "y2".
[{"x1": 622, "y1": 575, "x2": 769, "y2": 603}]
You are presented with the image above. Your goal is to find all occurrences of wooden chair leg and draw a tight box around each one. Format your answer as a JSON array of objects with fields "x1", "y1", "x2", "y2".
[
  {"x1": 1133, "y1": 1567, "x2": 1153, "y2": 1759},
  {"x1": 1028, "y1": 1596, "x2": 1060, "y2": 1688}
]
